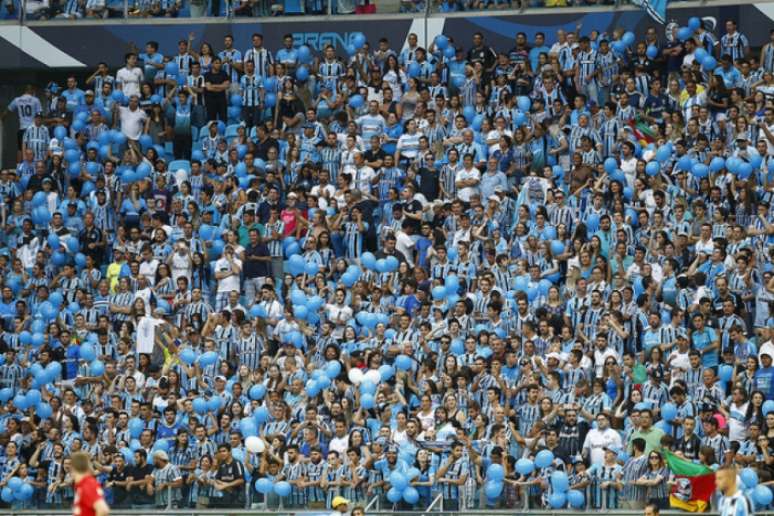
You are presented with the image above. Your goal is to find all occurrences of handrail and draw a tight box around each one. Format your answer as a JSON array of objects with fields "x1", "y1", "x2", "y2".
[
  {"x1": 425, "y1": 492, "x2": 443, "y2": 513},
  {"x1": 0, "y1": 0, "x2": 765, "y2": 28},
  {"x1": 364, "y1": 494, "x2": 381, "y2": 512}
]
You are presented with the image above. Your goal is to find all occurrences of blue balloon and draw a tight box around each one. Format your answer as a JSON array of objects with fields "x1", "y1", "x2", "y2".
[
  {"x1": 646, "y1": 45, "x2": 658, "y2": 59},
  {"x1": 741, "y1": 468, "x2": 759, "y2": 489},
  {"x1": 35, "y1": 402, "x2": 54, "y2": 419},
  {"x1": 193, "y1": 397, "x2": 208, "y2": 415},
  {"x1": 407, "y1": 62, "x2": 420, "y2": 78},
  {"x1": 677, "y1": 27, "x2": 693, "y2": 42},
  {"x1": 688, "y1": 16, "x2": 701, "y2": 31},
  {"x1": 348, "y1": 94, "x2": 364, "y2": 109},
  {"x1": 535, "y1": 449, "x2": 554, "y2": 469},
  {"x1": 549, "y1": 492, "x2": 566, "y2": 509},
  {"x1": 253, "y1": 406, "x2": 269, "y2": 424},
  {"x1": 352, "y1": 32, "x2": 366, "y2": 49},
  {"x1": 297, "y1": 45, "x2": 312, "y2": 64},
  {"x1": 550, "y1": 470, "x2": 570, "y2": 492},
  {"x1": 128, "y1": 417, "x2": 144, "y2": 438},
  {"x1": 378, "y1": 364, "x2": 395, "y2": 380},
  {"x1": 164, "y1": 61, "x2": 179, "y2": 76},
  {"x1": 255, "y1": 478, "x2": 273, "y2": 494},
  {"x1": 403, "y1": 486, "x2": 420, "y2": 504},
  {"x1": 655, "y1": 145, "x2": 671, "y2": 163},
  {"x1": 1, "y1": 487, "x2": 12, "y2": 503},
  {"x1": 661, "y1": 402, "x2": 677, "y2": 422},
  {"x1": 199, "y1": 350, "x2": 218, "y2": 366},
  {"x1": 738, "y1": 162, "x2": 753, "y2": 180},
  {"x1": 517, "y1": 96, "x2": 531, "y2": 112},
  {"x1": 180, "y1": 348, "x2": 197, "y2": 365},
  {"x1": 754, "y1": 485, "x2": 773, "y2": 507},
  {"x1": 484, "y1": 481, "x2": 503, "y2": 499},
  {"x1": 435, "y1": 35, "x2": 449, "y2": 50},
  {"x1": 694, "y1": 47, "x2": 708, "y2": 62},
  {"x1": 360, "y1": 393, "x2": 375, "y2": 409},
  {"x1": 516, "y1": 458, "x2": 535, "y2": 476},
  {"x1": 692, "y1": 163, "x2": 709, "y2": 178},
  {"x1": 240, "y1": 418, "x2": 258, "y2": 437},
  {"x1": 249, "y1": 384, "x2": 267, "y2": 400},
  {"x1": 387, "y1": 487, "x2": 402, "y2": 503},
  {"x1": 274, "y1": 481, "x2": 291, "y2": 497},
  {"x1": 295, "y1": 66, "x2": 310, "y2": 82},
  {"x1": 645, "y1": 161, "x2": 660, "y2": 176},
  {"x1": 89, "y1": 360, "x2": 105, "y2": 376},
  {"x1": 710, "y1": 156, "x2": 725, "y2": 172},
  {"x1": 293, "y1": 305, "x2": 309, "y2": 321},
  {"x1": 385, "y1": 256, "x2": 399, "y2": 272},
  {"x1": 395, "y1": 354, "x2": 412, "y2": 371},
  {"x1": 15, "y1": 483, "x2": 33, "y2": 501},
  {"x1": 463, "y1": 105, "x2": 476, "y2": 123},
  {"x1": 622, "y1": 31, "x2": 635, "y2": 47},
  {"x1": 431, "y1": 285, "x2": 447, "y2": 300},
  {"x1": 389, "y1": 471, "x2": 408, "y2": 491},
  {"x1": 487, "y1": 463, "x2": 505, "y2": 481},
  {"x1": 702, "y1": 55, "x2": 717, "y2": 71},
  {"x1": 0, "y1": 387, "x2": 12, "y2": 402},
  {"x1": 718, "y1": 364, "x2": 734, "y2": 382},
  {"x1": 79, "y1": 343, "x2": 96, "y2": 361},
  {"x1": 568, "y1": 489, "x2": 585, "y2": 508}
]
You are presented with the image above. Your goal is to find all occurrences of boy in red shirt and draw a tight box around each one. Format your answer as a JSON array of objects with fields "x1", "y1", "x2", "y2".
[{"x1": 72, "y1": 451, "x2": 110, "y2": 516}]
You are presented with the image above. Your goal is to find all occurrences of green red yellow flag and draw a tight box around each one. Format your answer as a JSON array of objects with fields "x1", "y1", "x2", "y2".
[{"x1": 664, "y1": 450, "x2": 715, "y2": 512}]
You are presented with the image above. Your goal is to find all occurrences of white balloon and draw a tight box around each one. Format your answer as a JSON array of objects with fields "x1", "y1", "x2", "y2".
[
  {"x1": 245, "y1": 436, "x2": 264, "y2": 453},
  {"x1": 364, "y1": 370, "x2": 382, "y2": 384},
  {"x1": 348, "y1": 368, "x2": 364, "y2": 385}
]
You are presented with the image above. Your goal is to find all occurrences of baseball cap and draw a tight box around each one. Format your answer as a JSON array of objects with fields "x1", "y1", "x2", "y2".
[{"x1": 332, "y1": 496, "x2": 350, "y2": 509}]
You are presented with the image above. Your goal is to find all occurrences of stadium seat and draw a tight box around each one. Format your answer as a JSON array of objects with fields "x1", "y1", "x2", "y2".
[
  {"x1": 168, "y1": 160, "x2": 191, "y2": 173},
  {"x1": 225, "y1": 124, "x2": 240, "y2": 143}
]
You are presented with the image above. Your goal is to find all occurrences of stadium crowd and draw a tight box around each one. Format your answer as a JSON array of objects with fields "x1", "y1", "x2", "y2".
[{"x1": 0, "y1": 14, "x2": 773, "y2": 514}]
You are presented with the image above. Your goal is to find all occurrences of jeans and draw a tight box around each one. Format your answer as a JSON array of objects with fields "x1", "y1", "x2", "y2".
[{"x1": 244, "y1": 276, "x2": 266, "y2": 306}]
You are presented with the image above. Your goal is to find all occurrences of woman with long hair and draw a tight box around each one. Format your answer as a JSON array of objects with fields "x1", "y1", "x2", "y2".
[{"x1": 634, "y1": 450, "x2": 669, "y2": 509}]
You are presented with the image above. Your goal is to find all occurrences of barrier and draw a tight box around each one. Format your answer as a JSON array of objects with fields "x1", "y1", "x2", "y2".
[{"x1": 0, "y1": 0, "x2": 773, "y2": 70}]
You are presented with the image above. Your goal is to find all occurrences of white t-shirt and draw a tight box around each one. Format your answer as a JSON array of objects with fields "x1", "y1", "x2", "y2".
[
  {"x1": 395, "y1": 230, "x2": 415, "y2": 264},
  {"x1": 455, "y1": 167, "x2": 480, "y2": 202},
  {"x1": 118, "y1": 106, "x2": 147, "y2": 141},
  {"x1": 170, "y1": 252, "x2": 192, "y2": 284},
  {"x1": 353, "y1": 165, "x2": 376, "y2": 194},
  {"x1": 214, "y1": 257, "x2": 242, "y2": 293},
  {"x1": 582, "y1": 428, "x2": 622, "y2": 466},
  {"x1": 116, "y1": 66, "x2": 144, "y2": 98},
  {"x1": 138, "y1": 258, "x2": 159, "y2": 285}
]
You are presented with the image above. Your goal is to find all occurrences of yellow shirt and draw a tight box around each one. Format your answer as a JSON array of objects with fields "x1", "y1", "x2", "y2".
[
  {"x1": 679, "y1": 84, "x2": 706, "y2": 106},
  {"x1": 106, "y1": 261, "x2": 124, "y2": 292}
]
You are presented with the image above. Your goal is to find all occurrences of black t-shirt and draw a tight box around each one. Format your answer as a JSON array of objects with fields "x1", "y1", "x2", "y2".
[
  {"x1": 127, "y1": 463, "x2": 154, "y2": 505},
  {"x1": 364, "y1": 147, "x2": 386, "y2": 166},
  {"x1": 244, "y1": 242, "x2": 270, "y2": 278},
  {"x1": 204, "y1": 70, "x2": 229, "y2": 104},
  {"x1": 109, "y1": 466, "x2": 131, "y2": 506},
  {"x1": 216, "y1": 460, "x2": 246, "y2": 501},
  {"x1": 401, "y1": 199, "x2": 423, "y2": 232},
  {"x1": 417, "y1": 167, "x2": 439, "y2": 202},
  {"x1": 255, "y1": 137, "x2": 278, "y2": 160},
  {"x1": 277, "y1": 95, "x2": 304, "y2": 121}
]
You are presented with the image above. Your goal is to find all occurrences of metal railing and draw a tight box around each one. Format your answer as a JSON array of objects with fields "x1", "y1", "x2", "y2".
[
  {"x1": 2, "y1": 510, "x2": 730, "y2": 515},
  {"x1": 0, "y1": 0, "x2": 746, "y2": 27}
]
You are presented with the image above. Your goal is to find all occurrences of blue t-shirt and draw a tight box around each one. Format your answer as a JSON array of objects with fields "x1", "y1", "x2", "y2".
[{"x1": 692, "y1": 327, "x2": 719, "y2": 368}]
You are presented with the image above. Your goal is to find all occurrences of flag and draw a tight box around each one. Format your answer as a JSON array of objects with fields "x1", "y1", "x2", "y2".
[
  {"x1": 630, "y1": 0, "x2": 668, "y2": 24},
  {"x1": 665, "y1": 450, "x2": 715, "y2": 512},
  {"x1": 630, "y1": 119, "x2": 656, "y2": 148}
]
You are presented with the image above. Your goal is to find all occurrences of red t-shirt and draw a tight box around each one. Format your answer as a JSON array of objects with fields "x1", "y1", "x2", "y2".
[{"x1": 73, "y1": 475, "x2": 104, "y2": 516}]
